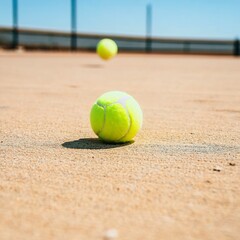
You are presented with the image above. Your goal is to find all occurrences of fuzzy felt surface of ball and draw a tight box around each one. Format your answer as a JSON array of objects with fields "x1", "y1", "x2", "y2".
[
  {"x1": 90, "y1": 91, "x2": 143, "y2": 143},
  {"x1": 97, "y1": 39, "x2": 118, "y2": 60}
]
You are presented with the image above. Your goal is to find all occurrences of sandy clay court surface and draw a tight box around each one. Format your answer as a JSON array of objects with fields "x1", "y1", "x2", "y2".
[{"x1": 0, "y1": 52, "x2": 240, "y2": 240}]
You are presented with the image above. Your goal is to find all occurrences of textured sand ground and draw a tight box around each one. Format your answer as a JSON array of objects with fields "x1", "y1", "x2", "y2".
[{"x1": 0, "y1": 52, "x2": 240, "y2": 240}]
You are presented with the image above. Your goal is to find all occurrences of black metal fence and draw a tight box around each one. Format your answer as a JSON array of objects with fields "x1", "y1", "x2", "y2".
[
  {"x1": 0, "y1": 27, "x2": 239, "y2": 56},
  {"x1": 0, "y1": 0, "x2": 239, "y2": 56}
]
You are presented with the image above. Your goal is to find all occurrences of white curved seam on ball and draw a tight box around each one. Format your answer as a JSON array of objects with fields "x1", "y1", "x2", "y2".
[
  {"x1": 116, "y1": 98, "x2": 132, "y2": 142},
  {"x1": 95, "y1": 96, "x2": 131, "y2": 140},
  {"x1": 97, "y1": 96, "x2": 131, "y2": 108},
  {"x1": 95, "y1": 102, "x2": 106, "y2": 136}
]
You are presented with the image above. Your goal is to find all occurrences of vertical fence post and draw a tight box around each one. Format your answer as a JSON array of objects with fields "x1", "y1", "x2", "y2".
[
  {"x1": 146, "y1": 4, "x2": 152, "y2": 53},
  {"x1": 233, "y1": 39, "x2": 239, "y2": 56},
  {"x1": 183, "y1": 41, "x2": 190, "y2": 53},
  {"x1": 12, "y1": 0, "x2": 19, "y2": 49},
  {"x1": 71, "y1": 0, "x2": 77, "y2": 51}
]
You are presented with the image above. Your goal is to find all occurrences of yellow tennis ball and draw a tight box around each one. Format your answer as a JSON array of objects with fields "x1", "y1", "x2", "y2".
[
  {"x1": 97, "y1": 38, "x2": 118, "y2": 60},
  {"x1": 90, "y1": 91, "x2": 143, "y2": 143}
]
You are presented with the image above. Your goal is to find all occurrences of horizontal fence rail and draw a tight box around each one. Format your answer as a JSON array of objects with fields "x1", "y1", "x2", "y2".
[{"x1": 0, "y1": 27, "x2": 239, "y2": 56}]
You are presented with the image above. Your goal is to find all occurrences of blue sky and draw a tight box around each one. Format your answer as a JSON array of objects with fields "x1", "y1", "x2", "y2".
[{"x1": 0, "y1": 0, "x2": 239, "y2": 39}]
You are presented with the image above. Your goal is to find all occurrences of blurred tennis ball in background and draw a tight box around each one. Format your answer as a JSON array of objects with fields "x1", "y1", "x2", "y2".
[
  {"x1": 97, "y1": 39, "x2": 118, "y2": 60},
  {"x1": 90, "y1": 91, "x2": 143, "y2": 143}
]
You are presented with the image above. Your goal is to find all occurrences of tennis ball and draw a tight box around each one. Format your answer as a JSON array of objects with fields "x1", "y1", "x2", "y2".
[
  {"x1": 97, "y1": 38, "x2": 118, "y2": 60},
  {"x1": 90, "y1": 91, "x2": 143, "y2": 143}
]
